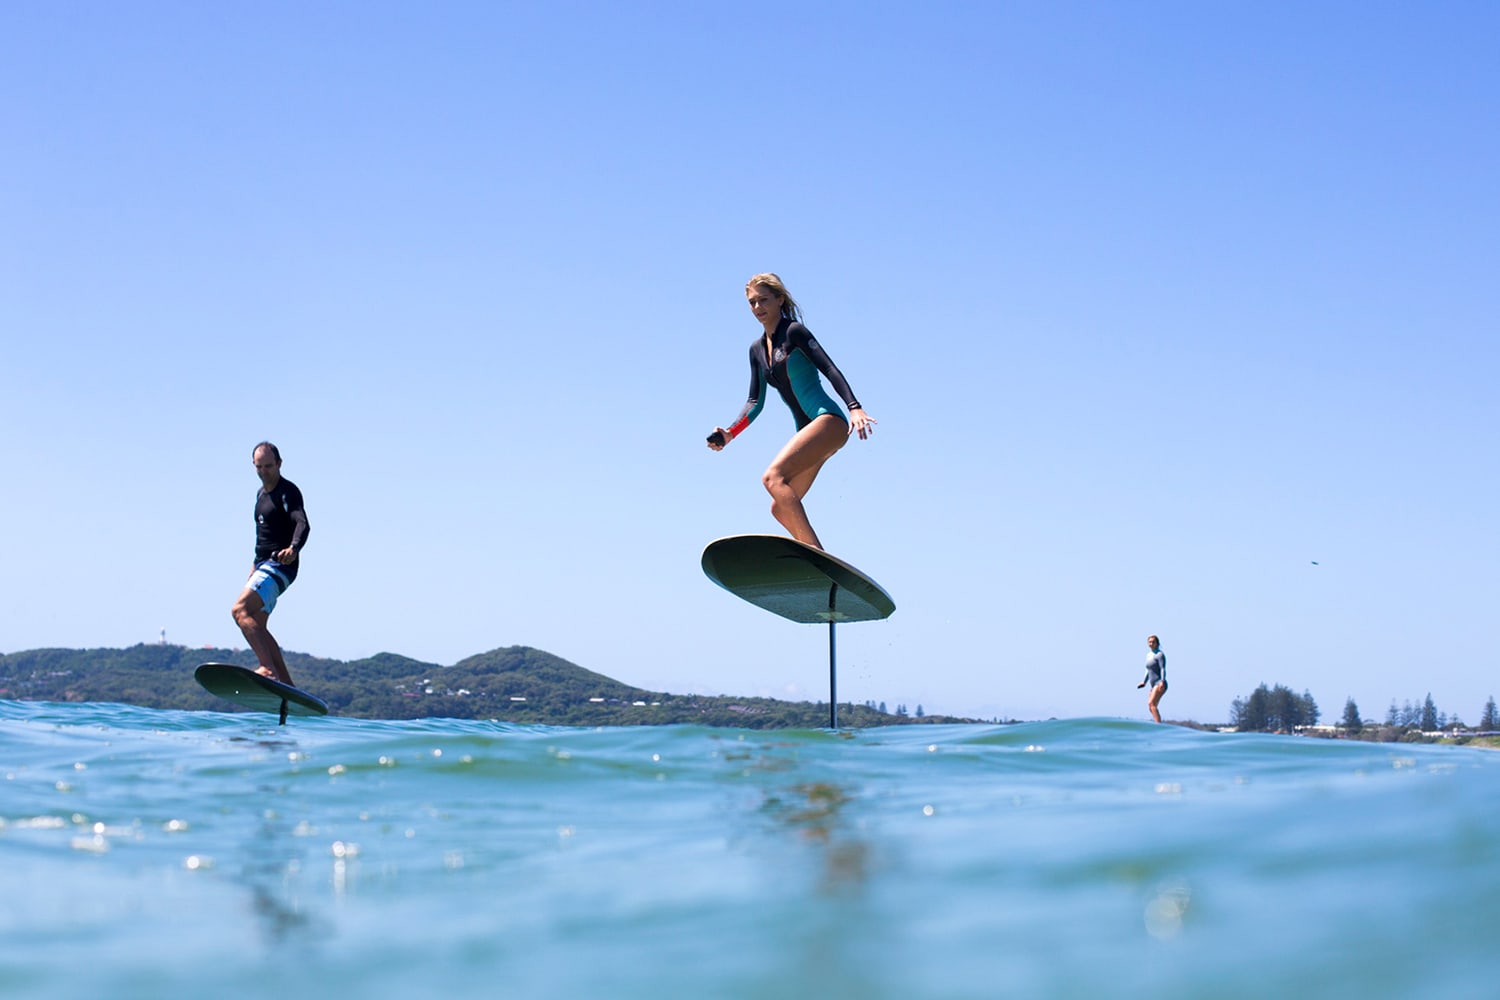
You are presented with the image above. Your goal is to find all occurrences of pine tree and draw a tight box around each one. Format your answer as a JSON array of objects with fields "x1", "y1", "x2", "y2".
[
  {"x1": 1420, "y1": 694, "x2": 1439, "y2": 731},
  {"x1": 1480, "y1": 697, "x2": 1499, "y2": 732},
  {"x1": 1302, "y1": 689, "x2": 1320, "y2": 726},
  {"x1": 1268, "y1": 684, "x2": 1303, "y2": 730},
  {"x1": 1341, "y1": 698, "x2": 1362, "y2": 734},
  {"x1": 1229, "y1": 696, "x2": 1247, "y2": 728},
  {"x1": 1244, "y1": 684, "x2": 1271, "y2": 731}
]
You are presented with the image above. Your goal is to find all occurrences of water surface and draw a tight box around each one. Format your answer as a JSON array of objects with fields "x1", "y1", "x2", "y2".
[{"x1": 3, "y1": 701, "x2": 1497, "y2": 998}]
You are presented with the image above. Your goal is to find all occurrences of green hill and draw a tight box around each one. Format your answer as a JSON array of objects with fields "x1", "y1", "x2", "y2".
[{"x1": 0, "y1": 644, "x2": 974, "y2": 728}]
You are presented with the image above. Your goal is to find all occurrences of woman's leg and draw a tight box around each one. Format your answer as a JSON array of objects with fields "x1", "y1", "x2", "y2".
[
  {"x1": 762, "y1": 415, "x2": 848, "y2": 549},
  {"x1": 1147, "y1": 682, "x2": 1166, "y2": 723}
]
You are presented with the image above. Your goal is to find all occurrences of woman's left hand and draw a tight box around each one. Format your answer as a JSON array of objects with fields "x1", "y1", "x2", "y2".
[{"x1": 848, "y1": 407, "x2": 877, "y2": 440}]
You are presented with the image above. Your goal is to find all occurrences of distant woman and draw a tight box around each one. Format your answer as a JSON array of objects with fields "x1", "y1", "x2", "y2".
[
  {"x1": 707, "y1": 273, "x2": 876, "y2": 550},
  {"x1": 1138, "y1": 635, "x2": 1167, "y2": 723}
]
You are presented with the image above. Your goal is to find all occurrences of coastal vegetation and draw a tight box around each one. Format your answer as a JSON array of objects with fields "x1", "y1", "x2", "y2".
[
  {"x1": 1229, "y1": 683, "x2": 1320, "y2": 732},
  {"x1": 3, "y1": 646, "x2": 1491, "y2": 743},
  {"x1": 0, "y1": 644, "x2": 980, "y2": 729},
  {"x1": 1228, "y1": 683, "x2": 1499, "y2": 747}
]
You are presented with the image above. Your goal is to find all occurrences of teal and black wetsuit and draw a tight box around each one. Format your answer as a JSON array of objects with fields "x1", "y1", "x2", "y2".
[{"x1": 724, "y1": 317, "x2": 861, "y2": 439}]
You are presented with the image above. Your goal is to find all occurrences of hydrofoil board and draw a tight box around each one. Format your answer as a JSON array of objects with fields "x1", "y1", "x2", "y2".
[
  {"x1": 195, "y1": 663, "x2": 328, "y2": 724},
  {"x1": 701, "y1": 534, "x2": 896, "y2": 623}
]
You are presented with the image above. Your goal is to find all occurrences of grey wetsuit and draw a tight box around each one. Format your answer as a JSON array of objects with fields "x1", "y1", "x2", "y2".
[{"x1": 1143, "y1": 649, "x2": 1167, "y2": 691}]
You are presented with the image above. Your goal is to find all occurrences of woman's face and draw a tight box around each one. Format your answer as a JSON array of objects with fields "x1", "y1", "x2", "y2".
[
  {"x1": 746, "y1": 285, "x2": 783, "y2": 328},
  {"x1": 1147, "y1": 636, "x2": 1159, "y2": 651}
]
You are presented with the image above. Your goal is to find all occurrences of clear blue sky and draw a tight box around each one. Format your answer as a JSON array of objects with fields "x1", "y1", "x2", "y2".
[{"x1": 4, "y1": 1, "x2": 1496, "y2": 724}]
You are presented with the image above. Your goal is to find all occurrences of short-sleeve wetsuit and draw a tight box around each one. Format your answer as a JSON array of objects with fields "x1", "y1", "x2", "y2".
[{"x1": 723, "y1": 317, "x2": 861, "y2": 439}]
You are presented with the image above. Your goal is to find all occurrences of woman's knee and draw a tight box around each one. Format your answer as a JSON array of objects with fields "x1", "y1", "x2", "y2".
[{"x1": 765, "y1": 481, "x2": 789, "y2": 511}]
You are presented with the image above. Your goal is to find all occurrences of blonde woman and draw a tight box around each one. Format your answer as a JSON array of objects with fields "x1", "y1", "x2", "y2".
[
  {"x1": 1138, "y1": 635, "x2": 1168, "y2": 723},
  {"x1": 708, "y1": 274, "x2": 875, "y2": 550}
]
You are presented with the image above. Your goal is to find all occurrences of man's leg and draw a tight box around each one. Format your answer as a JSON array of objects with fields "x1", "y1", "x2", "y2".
[{"x1": 231, "y1": 587, "x2": 295, "y2": 687}]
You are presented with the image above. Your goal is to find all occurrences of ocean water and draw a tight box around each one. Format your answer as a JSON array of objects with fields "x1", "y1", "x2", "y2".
[{"x1": 3, "y1": 701, "x2": 1498, "y2": 999}]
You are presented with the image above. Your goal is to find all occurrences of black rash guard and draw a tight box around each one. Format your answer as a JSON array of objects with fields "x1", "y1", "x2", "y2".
[{"x1": 254, "y1": 478, "x2": 309, "y2": 584}]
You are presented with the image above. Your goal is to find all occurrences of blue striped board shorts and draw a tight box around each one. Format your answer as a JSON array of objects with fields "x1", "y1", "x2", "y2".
[{"x1": 247, "y1": 560, "x2": 293, "y2": 614}]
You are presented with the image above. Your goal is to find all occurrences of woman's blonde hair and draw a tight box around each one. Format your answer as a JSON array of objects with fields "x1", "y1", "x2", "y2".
[{"x1": 746, "y1": 272, "x2": 802, "y2": 322}]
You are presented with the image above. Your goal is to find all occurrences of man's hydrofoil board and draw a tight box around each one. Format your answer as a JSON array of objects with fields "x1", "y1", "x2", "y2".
[
  {"x1": 701, "y1": 534, "x2": 896, "y2": 623},
  {"x1": 195, "y1": 663, "x2": 328, "y2": 724}
]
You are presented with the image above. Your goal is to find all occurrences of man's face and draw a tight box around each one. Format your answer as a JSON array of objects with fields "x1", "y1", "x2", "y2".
[{"x1": 253, "y1": 448, "x2": 281, "y2": 489}]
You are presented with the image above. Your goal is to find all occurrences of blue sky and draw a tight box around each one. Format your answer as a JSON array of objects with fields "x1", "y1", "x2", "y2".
[{"x1": 3, "y1": 1, "x2": 1496, "y2": 725}]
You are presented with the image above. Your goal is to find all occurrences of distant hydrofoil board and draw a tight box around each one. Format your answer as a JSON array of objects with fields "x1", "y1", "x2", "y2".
[
  {"x1": 195, "y1": 663, "x2": 328, "y2": 725},
  {"x1": 701, "y1": 534, "x2": 896, "y2": 623}
]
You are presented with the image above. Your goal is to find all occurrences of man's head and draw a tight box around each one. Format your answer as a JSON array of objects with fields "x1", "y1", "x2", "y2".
[{"x1": 252, "y1": 442, "x2": 282, "y2": 490}]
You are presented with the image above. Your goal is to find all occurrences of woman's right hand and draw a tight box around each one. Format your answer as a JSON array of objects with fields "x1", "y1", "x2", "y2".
[
  {"x1": 707, "y1": 428, "x2": 729, "y2": 451},
  {"x1": 847, "y1": 407, "x2": 877, "y2": 441}
]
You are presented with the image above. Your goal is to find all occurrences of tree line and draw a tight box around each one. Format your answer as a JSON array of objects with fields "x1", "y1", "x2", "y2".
[
  {"x1": 1229, "y1": 684, "x2": 1320, "y2": 732},
  {"x1": 1231, "y1": 682, "x2": 1499, "y2": 738}
]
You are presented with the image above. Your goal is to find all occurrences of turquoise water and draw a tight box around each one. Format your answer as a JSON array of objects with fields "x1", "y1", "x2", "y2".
[{"x1": 3, "y1": 701, "x2": 1498, "y2": 999}]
